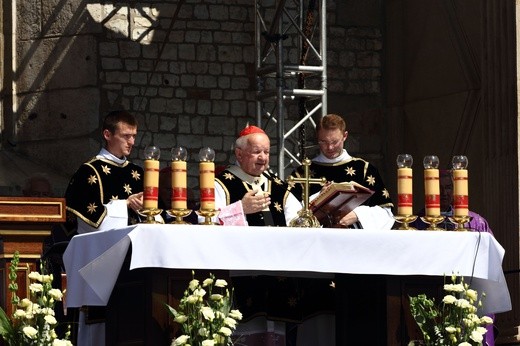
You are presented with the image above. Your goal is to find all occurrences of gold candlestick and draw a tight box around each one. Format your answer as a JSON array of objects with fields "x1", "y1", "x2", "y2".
[
  {"x1": 196, "y1": 208, "x2": 220, "y2": 225},
  {"x1": 138, "y1": 208, "x2": 163, "y2": 224},
  {"x1": 448, "y1": 215, "x2": 473, "y2": 232},
  {"x1": 394, "y1": 214, "x2": 418, "y2": 230},
  {"x1": 420, "y1": 215, "x2": 446, "y2": 231},
  {"x1": 166, "y1": 208, "x2": 193, "y2": 224}
]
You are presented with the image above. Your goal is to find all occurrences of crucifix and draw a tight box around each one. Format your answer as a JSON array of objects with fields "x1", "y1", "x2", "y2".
[{"x1": 287, "y1": 158, "x2": 326, "y2": 227}]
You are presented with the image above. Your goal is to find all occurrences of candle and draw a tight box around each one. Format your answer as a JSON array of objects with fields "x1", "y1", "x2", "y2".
[
  {"x1": 452, "y1": 155, "x2": 469, "y2": 217},
  {"x1": 143, "y1": 159, "x2": 160, "y2": 209},
  {"x1": 171, "y1": 161, "x2": 187, "y2": 209},
  {"x1": 396, "y1": 154, "x2": 413, "y2": 216},
  {"x1": 198, "y1": 147, "x2": 216, "y2": 211},
  {"x1": 199, "y1": 161, "x2": 215, "y2": 210},
  {"x1": 397, "y1": 168, "x2": 413, "y2": 215},
  {"x1": 143, "y1": 145, "x2": 161, "y2": 209},
  {"x1": 424, "y1": 169, "x2": 440, "y2": 216},
  {"x1": 423, "y1": 155, "x2": 440, "y2": 216}
]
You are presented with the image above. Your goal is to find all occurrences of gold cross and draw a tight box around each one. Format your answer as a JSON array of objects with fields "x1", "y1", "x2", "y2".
[{"x1": 288, "y1": 158, "x2": 326, "y2": 211}]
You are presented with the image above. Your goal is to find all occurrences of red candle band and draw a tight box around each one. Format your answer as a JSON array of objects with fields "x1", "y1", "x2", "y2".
[
  {"x1": 425, "y1": 194, "x2": 440, "y2": 208},
  {"x1": 453, "y1": 195, "x2": 469, "y2": 208},
  {"x1": 200, "y1": 188, "x2": 215, "y2": 201},
  {"x1": 144, "y1": 186, "x2": 159, "y2": 201},
  {"x1": 172, "y1": 187, "x2": 187, "y2": 201},
  {"x1": 398, "y1": 194, "x2": 413, "y2": 207}
]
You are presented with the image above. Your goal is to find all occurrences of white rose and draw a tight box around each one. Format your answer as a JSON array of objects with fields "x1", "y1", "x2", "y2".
[
  {"x1": 23, "y1": 326, "x2": 38, "y2": 339},
  {"x1": 210, "y1": 294, "x2": 223, "y2": 301},
  {"x1": 465, "y1": 289, "x2": 478, "y2": 302},
  {"x1": 228, "y1": 309, "x2": 243, "y2": 320},
  {"x1": 458, "y1": 342, "x2": 471, "y2": 346},
  {"x1": 445, "y1": 326, "x2": 457, "y2": 333},
  {"x1": 29, "y1": 283, "x2": 43, "y2": 293},
  {"x1": 45, "y1": 315, "x2": 58, "y2": 325},
  {"x1": 19, "y1": 298, "x2": 32, "y2": 308},
  {"x1": 49, "y1": 289, "x2": 63, "y2": 301},
  {"x1": 224, "y1": 317, "x2": 237, "y2": 329},
  {"x1": 201, "y1": 340, "x2": 215, "y2": 346},
  {"x1": 173, "y1": 335, "x2": 190, "y2": 345},
  {"x1": 215, "y1": 279, "x2": 227, "y2": 288},
  {"x1": 201, "y1": 306, "x2": 215, "y2": 321},
  {"x1": 203, "y1": 278, "x2": 213, "y2": 287},
  {"x1": 442, "y1": 295, "x2": 457, "y2": 304},
  {"x1": 13, "y1": 309, "x2": 26, "y2": 318},
  {"x1": 481, "y1": 315, "x2": 493, "y2": 324},
  {"x1": 469, "y1": 330, "x2": 483, "y2": 343},
  {"x1": 219, "y1": 326, "x2": 232, "y2": 336},
  {"x1": 188, "y1": 279, "x2": 199, "y2": 291},
  {"x1": 194, "y1": 288, "x2": 206, "y2": 297},
  {"x1": 28, "y1": 272, "x2": 42, "y2": 282}
]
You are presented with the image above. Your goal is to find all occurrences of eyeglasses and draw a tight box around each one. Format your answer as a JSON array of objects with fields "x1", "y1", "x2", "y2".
[{"x1": 318, "y1": 139, "x2": 342, "y2": 147}]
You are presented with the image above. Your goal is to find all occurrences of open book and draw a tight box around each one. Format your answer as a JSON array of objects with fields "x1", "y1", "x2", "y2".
[{"x1": 309, "y1": 181, "x2": 374, "y2": 227}]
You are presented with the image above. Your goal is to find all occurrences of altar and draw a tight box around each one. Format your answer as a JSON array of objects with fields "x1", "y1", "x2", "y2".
[{"x1": 63, "y1": 224, "x2": 511, "y2": 345}]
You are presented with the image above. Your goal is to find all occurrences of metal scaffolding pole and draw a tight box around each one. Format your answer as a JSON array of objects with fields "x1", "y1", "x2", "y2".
[{"x1": 255, "y1": 0, "x2": 327, "y2": 179}]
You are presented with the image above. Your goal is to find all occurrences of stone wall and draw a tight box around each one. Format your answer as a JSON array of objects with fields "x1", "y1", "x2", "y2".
[{"x1": 1, "y1": 0, "x2": 386, "y2": 195}]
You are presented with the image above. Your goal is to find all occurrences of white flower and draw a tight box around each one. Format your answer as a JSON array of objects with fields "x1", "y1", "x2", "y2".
[
  {"x1": 228, "y1": 309, "x2": 243, "y2": 320},
  {"x1": 201, "y1": 306, "x2": 215, "y2": 321},
  {"x1": 174, "y1": 314, "x2": 188, "y2": 323},
  {"x1": 52, "y1": 339, "x2": 73, "y2": 346},
  {"x1": 201, "y1": 340, "x2": 215, "y2": 346},
  {"x1": 481, "y1": 315, "x2": 493, "y2": 324},
  {"x1": 173, "y1": 335, "x2": 190, "y2": 345},
  {"x1": 202, "y1": 278, "x2": 213, "y2": 287},
  {"x1": 455, "y1": 298, "x2": 472, "y2": 309},
  {"x1": 23, "y1": 326, "x2": 38, "y2": 339},
  {"x1": 465, "y1": 289, "x2": 478, "y2": 302},
  {"x1": 224, "y1": 317, "x2": 237, "y2": 329},
  {"x1": 19, "y1": 298, "x2": 32, "y2": 308},
  {"x1": 48, "y1": 288, "x2": 63, "y2": 301},
  {"x1": 186, "y1": 295, "x2": 198, "y2": 304},
  {"x1": 476, "y1": 326, "x2": 488, "y2": 335},
  {"x1": 219, "y1": 326, "x2": 232, "y2": 337},
  {"x1": 13, "y1": 309, "x2": 26, "y2": 318},
  {"x1": 458, "y1": 343, "x2": 471, "y2": 346},
  {"x1": 215, "y1": 279, "x2": 227, "y2": 287},
  {"x1": 193, "y1": 288, "x2": 206, "y2": 297},
  {"x1": 442, "y1": 295, "x2": 457, "y2": 304},
  {"x1": 198, "y1": 327, "x2": 209, "y2": 337},
  {"x1": 44, "y1": 315, "x2": 58, "y2": 325},
  {"x1": 28, "y1": 272, "x2": 42, "y2": 282},
  {"x1": 469, "y1": 330, "x2": 484, "y2": 342},
  {"x1": 188, "y1": 279, "x2": 199, "y2": 291},
  {"x1": 444, "y1": 283, "x2": 465, "y2": 292},
  {"x1": 29, "y1": 283, "x2": 43, "y2": 293},
  {"x1": 210, "y1": 294, "x2": 223, "y2": 301},
  {"x1": 41, "y1": 274, "x2": 53, "y2": 283},
  {"x1": 445, "y1": 326, "x2": 457, "y2": 333}
]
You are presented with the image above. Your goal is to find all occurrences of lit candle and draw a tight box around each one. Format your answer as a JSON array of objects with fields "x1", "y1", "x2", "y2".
[
  {"x1": 143, "y1": 145, "x2": 161, "y2": 209},
  {"x1": 396, "y1": 154, "x2": 413, "y2": 215},
  {"x1": 199, "y1": 147, "x2": 216, "y2": 210},
  {"x1": 452, "y1": 155, "x2": 469, "y2": 217},
  {"x1": 423, "y1": 155, "x2": 440, "y2": 216},
  {"x1": 171, "y1": 146, "x2": 188, "y2": 210}
]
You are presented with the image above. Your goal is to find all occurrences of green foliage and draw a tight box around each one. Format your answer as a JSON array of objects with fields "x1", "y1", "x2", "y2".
[
  {"x1": 0, "y1": 251, "x2": 73, "y2": 346},
  {"x1": 408, "y1": 275, "x2": 493, "y2": 346},
  {"x1": 166, "y1": 271, "x2": 243, "y2": 346}
]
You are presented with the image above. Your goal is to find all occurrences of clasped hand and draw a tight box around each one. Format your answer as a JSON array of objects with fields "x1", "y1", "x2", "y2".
[{"x1": 241, "y1": 190, "x2": 271, "y2": 214}]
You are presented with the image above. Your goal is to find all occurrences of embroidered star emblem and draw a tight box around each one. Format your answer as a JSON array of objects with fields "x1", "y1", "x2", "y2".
[
  {"x1": 345, "y1": 167, "x2": 356, "y2": 176},
  {"x1": 366, "y1": 175, "x2": 376, "y2": 186},
  {"x1": 223, "y1": 172, "x2": 234, "y2": 180},
  {"x1": 382, "y1": 189, "x2": 390, "y2": 199},
  {"x1": 87, "y1": 175, "x2": 98, "y2": 185},
  {"x1": 87, "y1": 202, "x2": 97, "y2": 214},
  {"x1": 124, "y1": 184, "x2": 132, "y2": 195},
  {"x1": 273, "y1": 177, "x2": 283, "y2": 185},
  {"x1": 274, "y1": 202, "x2": 283, "y2": 212},
  {"x1": 288, "y1": 296, "x2": 298, "y2": 307},
  {"x1": 101, "y1": 165, "x2": 111, "y2": 175},
  {"x1": 131, "y1": 170, "x2": 141, "y2": 180},
  {"x1": 111, "y1": 195, "x2": 119, "y2": 200},
  {"x1": 287, "y1": 180, "x2": 296, "y2": 189}
]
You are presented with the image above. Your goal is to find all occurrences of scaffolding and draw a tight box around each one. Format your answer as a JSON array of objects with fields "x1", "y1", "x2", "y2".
[{"x1": 254, "y1": 0, "x2": 327, "y2": 179}]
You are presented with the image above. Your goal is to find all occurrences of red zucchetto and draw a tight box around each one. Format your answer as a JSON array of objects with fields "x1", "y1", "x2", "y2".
[{"x1": 238, "y1": 124, "x2": 266, "y2": 137}]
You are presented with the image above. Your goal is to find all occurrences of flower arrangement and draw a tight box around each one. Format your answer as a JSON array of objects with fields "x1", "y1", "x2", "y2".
[
  {"x1": 166, "y1": 271, "x2": 243, "y2": 346},
  {"x1": 0, "y1": 251, "x2": 72, "y2": 346},
  {"x1": 408, "y1": 274, "x2": 493, "y2": 346}
]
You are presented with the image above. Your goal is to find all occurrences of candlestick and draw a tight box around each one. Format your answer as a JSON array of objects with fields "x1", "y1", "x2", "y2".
[
  {"x1": 171, "y1": 147, "x2": 188, "y2": 210},
  {"x1": 423, "y1": 155, "x2": 440, "y2": 217},
  {"x1": 452, "y1": 155, "x2": 469, "y2": 217},
  {"x1": 143, "y1": 146, "x2": 161, "y2": 210},
  {"x1": 199, "y1": 147, "x2": 216, "y2": 211}
]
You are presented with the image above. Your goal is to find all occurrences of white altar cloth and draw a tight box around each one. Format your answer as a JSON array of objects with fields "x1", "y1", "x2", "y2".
[{"x1": 63, "y1": 224, "x2": 511, "y2": 315}]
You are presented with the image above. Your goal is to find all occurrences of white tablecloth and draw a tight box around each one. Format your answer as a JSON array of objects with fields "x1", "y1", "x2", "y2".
[{"x1": 63, "y1": 224, "x2": 511, "y2": 314}]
